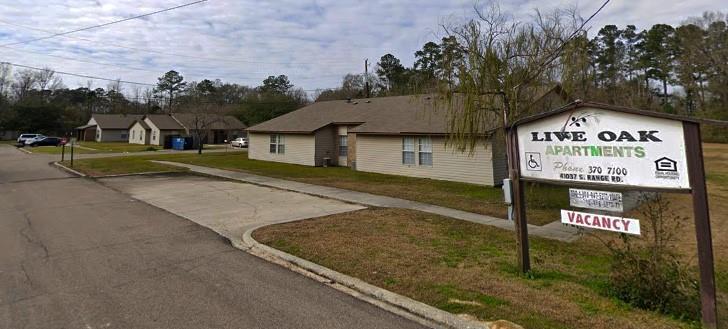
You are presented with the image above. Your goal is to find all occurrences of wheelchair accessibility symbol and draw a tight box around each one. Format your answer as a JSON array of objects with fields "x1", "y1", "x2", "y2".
[{"x1": 525, "y1": 152, "x2": 542, "y2": 171}]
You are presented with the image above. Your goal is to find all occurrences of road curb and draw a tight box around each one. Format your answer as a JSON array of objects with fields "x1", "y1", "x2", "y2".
[
  {"x1": 240, "y1": 224, "x2": 494, "y2": 329},
  {"x1": 51, "y1": 161, "x2": 87, "y2": 177},
  {"x1": 91, "y1": 171, "x2": 187, "y2": 179}
]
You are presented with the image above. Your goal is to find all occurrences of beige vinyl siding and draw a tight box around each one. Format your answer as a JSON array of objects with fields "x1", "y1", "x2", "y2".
[
  {"x1": 355, "y1": 135, "x2": 496, "y2": 186},
  {"x1": 143, "y1": 117, "x2": 181, "y2": 146},
  {"x1": 97, "y1": 128, "x2": 129, "y2": 142},
  {"x1": 248, "y1": 132, "x2": 316, "y2": 166},
  {"x1": 128, "y1": 122, "x2": 149, "y2": 145},
  {"x1": 314, "y1": 126, "x2": 336, "y2": 166}
]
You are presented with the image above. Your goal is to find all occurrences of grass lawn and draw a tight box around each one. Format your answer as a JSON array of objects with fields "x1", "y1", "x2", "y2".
[
  {"x1": 28, "y1": 142, "x2": 159, "y2": 155},
  {"x1": 64, "y1": 151, "x2": 566, "y2": 225},
  {"x1": 252, "y1": 143, "x2": 728, "y2": 328},
  {"x1": 253, "y1": 208, "x2": 710, "y2": 329},
  {"x1": 60, "y1": 156, "x2": 188, "y2": 176}
]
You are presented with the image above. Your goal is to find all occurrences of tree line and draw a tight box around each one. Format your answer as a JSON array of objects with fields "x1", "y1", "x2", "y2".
[
  {"x1": 0, "y1": 67, "x2": 309, "y2": 135},
  {"x1": 320, "y1": 11, "x2": 726, "y2": 125}
]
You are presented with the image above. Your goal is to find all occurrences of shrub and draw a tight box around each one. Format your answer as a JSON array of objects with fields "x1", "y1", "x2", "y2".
[
  {"x1": 598, "y1": 194, "x2": 700, "y2": 321},
  {"x1": 145, "y1": 146, "x2": 158, "y2": 152}
]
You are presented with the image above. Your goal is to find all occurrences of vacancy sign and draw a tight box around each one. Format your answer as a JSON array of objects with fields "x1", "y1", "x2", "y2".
[
  {"x1": 561, "y1": 209, "x2": 641, "y2": 235},
  {"x1": 569, "y1": 188, "x2": 623, "y2": 212},
  {"x1": 517, "y1": 107, "x2": 690, "y2": 189}
]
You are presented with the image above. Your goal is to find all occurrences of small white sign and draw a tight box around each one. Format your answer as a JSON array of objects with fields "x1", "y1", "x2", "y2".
[
  {"x1": 561, "y1": 209, "x2": 640, "y2": 235},
  {"x1": 569, "y1": 188, "x2": 623, "y2": 212}
]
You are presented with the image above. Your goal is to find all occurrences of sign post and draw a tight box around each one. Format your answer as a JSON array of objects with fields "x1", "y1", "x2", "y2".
[
  {"x1": 684, "y1": 122, "x2": 717, "y2": 328},
  {"x1": 510, "y1": 101, "x2": 717, "y2": 328}
]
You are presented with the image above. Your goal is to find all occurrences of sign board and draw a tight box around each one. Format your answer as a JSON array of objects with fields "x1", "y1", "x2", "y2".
[
  {"x1": 517, "y1": 108, "x2": 690, "y2": 189},
  {"x1": 561, "y1": 209, "x2": 641, "y2": 235},
  {"x1": 569, "y1": 188, "x2": 623, "y2": 212}
]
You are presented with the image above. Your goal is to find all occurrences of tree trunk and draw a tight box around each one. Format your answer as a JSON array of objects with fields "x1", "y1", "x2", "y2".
[
  {"x1": 168, "y1": 89, "x2": 173, "y2": 114},
  {"x1": 662, "y1": 79, "x2": 668, "y2": 108},
  {"x1": 196, "y1": 131, "x2": 203, "y2": 155}
]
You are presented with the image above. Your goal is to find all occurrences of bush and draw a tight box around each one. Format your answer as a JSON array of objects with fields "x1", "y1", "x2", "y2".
[
  {"x1": 145, "y1": 146, "x2": 158, "y2": 152},
  {"x1": 599, "y1": 194, "x2": 700, "y2": 321}
]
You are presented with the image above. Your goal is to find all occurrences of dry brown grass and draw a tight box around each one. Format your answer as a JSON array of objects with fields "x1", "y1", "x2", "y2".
[{"x1": 254, "y1": 208, "x2": 701, "y2": 329}]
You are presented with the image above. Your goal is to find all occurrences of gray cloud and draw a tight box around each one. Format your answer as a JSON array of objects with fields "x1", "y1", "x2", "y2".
[{"x1": 0, "y1": 0, "x2": 720, "y2": 94}]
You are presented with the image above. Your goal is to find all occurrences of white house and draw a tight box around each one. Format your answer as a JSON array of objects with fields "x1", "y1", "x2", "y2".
[
  {"x1": 128, "y1": 114, "x2": 185, "y2": 146},
  {"x1": 75, "y1": 114, "x2": 142, "y2": 142},
  {"x1": 246, "y1": 95, "x2": 512, "y2": 186}
]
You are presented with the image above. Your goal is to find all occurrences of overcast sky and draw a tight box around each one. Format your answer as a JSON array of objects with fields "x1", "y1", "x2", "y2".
[{"x1": 0, "y1": 0, "x2": 721, "y2": 95}]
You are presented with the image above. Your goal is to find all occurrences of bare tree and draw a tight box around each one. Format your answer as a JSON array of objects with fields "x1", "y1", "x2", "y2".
[
  {"x1": 12, "y1": 69, "x2": 37, "y2": 101},
  {"x1": 0, "y1": 63, "x2": 11, "y2": 98},
  {"x1": 35, "y1": 67, "x2": 63, "y2": 91},
  {"x1": 179, "y1": 102, "x2": 227, "y2": 154},
  {"x1": 439, "y1": 1, "x2": 585, "y2": 150}
]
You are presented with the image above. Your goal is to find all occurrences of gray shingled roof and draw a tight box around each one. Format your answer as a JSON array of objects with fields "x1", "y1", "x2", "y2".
[
  {"x1": 173, "y1": 113, "x2": 247, "y2": 130},
  {"x1": 92, "y1": 114, "x2": 143, "y2": 130},
  {"x1": 130, "y1": 119, "x2": 151, "y2": 130},
  {"x1": 247, "y1": 95, "x2": 485, "y2": 135},
  {"x1": 145, "y1": 114, "x2": 185, "y2": 130}
]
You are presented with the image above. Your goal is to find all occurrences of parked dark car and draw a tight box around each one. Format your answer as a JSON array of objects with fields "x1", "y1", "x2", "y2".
[{"x1": 28, "y1": 137, "x2": 63, "y2": 147}]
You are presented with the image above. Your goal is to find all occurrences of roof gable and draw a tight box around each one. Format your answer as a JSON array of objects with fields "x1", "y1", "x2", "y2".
[
  {"x1": 247, "y1": 95, "x2": 487, "y2": 135},
  {"x1": 91, "y1": 114, "x2": 143, "y2": 130},
  {"x1": 173, "y1": 113, "x2": 247, "y2": 130},
  {"x1": 143, "y1": 114, "x2": 185, "y2": 130}
]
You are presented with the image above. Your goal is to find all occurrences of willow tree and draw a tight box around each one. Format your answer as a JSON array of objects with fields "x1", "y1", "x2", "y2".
[{"x1": 439, "y1": 2, "x2": 586, "y2": 152}]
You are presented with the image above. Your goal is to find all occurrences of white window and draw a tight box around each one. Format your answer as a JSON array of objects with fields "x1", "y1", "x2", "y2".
[
  {"x1": 402, "y1": 136, "x2": 415, "y2": 165},
  {"x1": 338, "y1": 135, "x2": 348, "y2": 156},
  {"x1": 418, "y1": 136, "x2": 433, "y2": 166},
  {"x1": 132, "y1": 130, "x2": 135, "y2": 139},
  {"x1": 152, "y1": 131, "x2": 157, "y2": 141},
  {"x1": 269, "y1": 134, "x2": 285, "y2": 154}
]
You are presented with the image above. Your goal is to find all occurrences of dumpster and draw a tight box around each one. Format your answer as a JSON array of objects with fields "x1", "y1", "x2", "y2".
[{"x1": 172, "y1": 137, "x2": 186, "y2": 150}]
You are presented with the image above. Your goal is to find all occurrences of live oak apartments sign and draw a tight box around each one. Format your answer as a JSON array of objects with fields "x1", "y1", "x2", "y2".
[
  {"x1": 517, "y1": 107, "x2": 690, "y2": 190},
  {"x1": 507, "y1": 101, "x2": 717, "y2": 328}
]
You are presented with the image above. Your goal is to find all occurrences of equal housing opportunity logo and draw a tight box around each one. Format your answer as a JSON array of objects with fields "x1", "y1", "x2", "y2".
[{"x1": 654, "y1": 156, "x2": 680, "y2": 180}]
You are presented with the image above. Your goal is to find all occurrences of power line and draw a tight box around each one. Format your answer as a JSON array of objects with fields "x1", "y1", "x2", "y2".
[
  {"x1": 0, "y1": 61, "x2": 156, "y2": 86},
  {"x1": 0, "y1": 19, "x2": 358, "y2": 66},
  {"x1": 0, "y1": 0, "x2": 208, "y2": 47},
  {"x1": 521, "y1": 0, "x2": 611, "y2": 87},
  {"x1": 0, "y1": 45, "x2": 353, "y2": 81},
  {"x1": 0, "y1": 61, "x2": 343, "y2": 91}
]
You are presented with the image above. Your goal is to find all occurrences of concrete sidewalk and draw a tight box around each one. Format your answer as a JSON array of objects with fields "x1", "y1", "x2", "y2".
[
  {"x1": 18, "y1": 145, "x2": 245, "y2": 160},
  {"x1": 154, "y1": 161, "x2": 579, "y2": 242}
]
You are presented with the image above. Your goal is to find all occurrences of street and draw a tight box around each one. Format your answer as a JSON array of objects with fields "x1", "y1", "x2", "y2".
[{"x1": 0, "y1": 145, "x2": 425, "y2": 329}]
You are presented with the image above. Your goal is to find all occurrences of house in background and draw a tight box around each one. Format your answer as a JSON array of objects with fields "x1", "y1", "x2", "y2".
[
  {"x1": 75, "y1": 114, "x2": 142, "y2": 142},
  {"x1": 0, "y1": 130, "x2": 19, "y2": 141},
  {"x1": 128, "y1": 114, "x2": 185, "y2": 147},
  {"x1": 247, "y1": 95, "x2": 510, "y2": 186},
  {"x1": 172, "y1": 113, "x2": 247, "y2": 145}
]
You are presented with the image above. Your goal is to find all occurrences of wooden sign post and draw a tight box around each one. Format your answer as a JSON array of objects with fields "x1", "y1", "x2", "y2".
[{"x1": 508, "y1": 101, "x2": 717, "y2": 328}]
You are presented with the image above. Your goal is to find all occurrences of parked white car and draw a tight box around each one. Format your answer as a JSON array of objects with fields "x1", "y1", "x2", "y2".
[
  {"x1": 230, "y1": 137, "x2": 248, "y2": 148},
  {"x1": 17, "y1": 134, "x2": 44, "y2": 145}
]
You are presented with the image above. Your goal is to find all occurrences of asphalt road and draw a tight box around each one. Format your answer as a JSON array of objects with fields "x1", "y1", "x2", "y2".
[{"x1": 0, "y1": 146, "x2": 425, "y2": 329}]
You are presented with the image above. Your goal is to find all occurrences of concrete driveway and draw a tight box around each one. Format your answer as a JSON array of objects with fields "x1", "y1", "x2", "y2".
[
  {"x1": 99, "y1": 174, "x2": 366, "y2": 246},
  {"x1": 0, "y1": 145, "x2": 424, "y2": 329}
]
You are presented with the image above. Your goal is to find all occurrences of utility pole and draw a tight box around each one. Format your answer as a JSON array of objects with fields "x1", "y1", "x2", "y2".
[{"x1": 364, "y1": 59, "x2": 370, "y2": 98}]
